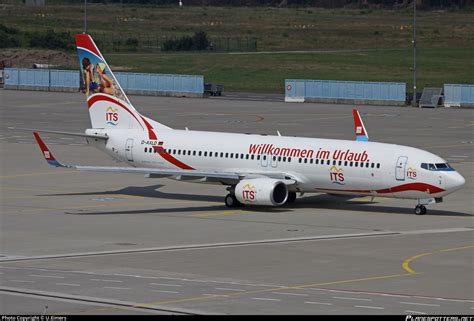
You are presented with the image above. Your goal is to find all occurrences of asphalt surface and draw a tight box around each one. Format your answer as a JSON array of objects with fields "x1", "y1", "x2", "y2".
[{"x1": 0, "y1": 89, "x2": 473, "y2": 315}]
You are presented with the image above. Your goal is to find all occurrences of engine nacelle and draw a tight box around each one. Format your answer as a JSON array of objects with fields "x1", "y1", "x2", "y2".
[{"x1": 235, "y1": 178, "x2": 288, "y2": 206}]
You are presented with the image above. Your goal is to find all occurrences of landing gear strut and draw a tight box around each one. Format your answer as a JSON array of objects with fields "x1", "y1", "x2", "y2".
[
  {"x1": 414, "y1": 204, "x2": 427, "y2": 215},
  {"x1": 225, "y1": 194, "x2": 242, "y2": 208}
]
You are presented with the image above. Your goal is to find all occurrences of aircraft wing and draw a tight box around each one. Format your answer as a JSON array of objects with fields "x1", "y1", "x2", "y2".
[{"x1": 33, "y1": 132, "x2": 296, "y2": 185}]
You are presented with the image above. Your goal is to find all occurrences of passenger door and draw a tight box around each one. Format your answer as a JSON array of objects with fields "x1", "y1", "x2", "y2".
[
  {"x1": 125, "y1": 138, "x2": 134, "y2": 162},
  {"x1": 395, "y1": 156, "x2": 408, "y2": 181}
]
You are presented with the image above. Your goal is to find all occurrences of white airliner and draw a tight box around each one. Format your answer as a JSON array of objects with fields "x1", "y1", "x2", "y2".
[{"x1": 26, "y1": 34, "x2": 465, "y2": 215}]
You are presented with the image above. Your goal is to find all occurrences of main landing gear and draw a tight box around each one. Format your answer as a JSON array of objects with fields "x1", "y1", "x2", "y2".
[
  {"x1": 414, "y1": 204, "x2": 427, "y2": 215},
  {"x1": 225, "y1": 194, "x2": 243, "y2": 208}
]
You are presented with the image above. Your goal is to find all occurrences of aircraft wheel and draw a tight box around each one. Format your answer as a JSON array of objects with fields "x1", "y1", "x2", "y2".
[
  {"x1": 286, "y1": 192, "x2": 297, "y2": 204},
  {"x1": 414, "y1": 205, "x2": 426, "y2": 215},
  {"x1": 225, "y1": 194, "x2": 242, "y2": 208}
]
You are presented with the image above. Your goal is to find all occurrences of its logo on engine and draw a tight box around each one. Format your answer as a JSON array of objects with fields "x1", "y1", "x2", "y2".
[
  {"x1": 242, "y1": 183, "x2": 257, "y2": 202},
  {"x1": 329, "y1": 165, "x2": 345, "y2": 185},
  {"x1": 105, "y1": 106, "x2": 119, "y2": 126},
  {"x1": 407, "y1": 167, "x2": 417, "y2": 180}
]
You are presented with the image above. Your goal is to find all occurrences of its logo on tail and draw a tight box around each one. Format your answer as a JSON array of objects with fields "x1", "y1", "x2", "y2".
[{"x1": 105, "y1": 106, "x2": 119, "y2": 126}]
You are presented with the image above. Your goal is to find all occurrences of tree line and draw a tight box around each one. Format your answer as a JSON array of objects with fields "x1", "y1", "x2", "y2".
[{"x1": 83, "y1": 0, "x2": 472, "y2": 8}]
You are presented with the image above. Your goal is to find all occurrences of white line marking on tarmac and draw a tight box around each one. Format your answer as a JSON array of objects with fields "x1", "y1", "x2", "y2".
[
  {"x1": 151, "y1": 290, "x2": 179, "y2": 294},
  {"x1": 272, "y1": 292, "x2": 309, "y2": 297},
  {"x1": 334, "y1": 296, "x2": 372, "y2": 301},
  {"x1": 252, "y1": 297, "x2": 281, "y2": 302},
  {"x1": 305, "y1": 301, "x2": 332, "y2": 306},
  {"x1": 104, "y1": 286, "x2": 130, "y2": 290},
  {"x1": 355, "y1": 305, "x2": 384, "y2": 310},
  {"x1": 149, "y1": 283, "x2": 182, "y2": 287},
  {"x1": 400, "y1": 302, "x2": 440, "y2": 307},
  {"x1": 56, "y1": 283, "x2": 80, "y2": 287},
  {"x1": 10, "y1": 280, "x2": 35, "y2": 283},
  {"x1": 406, "y1": 310, "x2": 427, "y2": 315},
  {"x1": 29, "y1": 274, "x2": 65, "y2": 279},
  {"x1": 90, "y1": 279, "x2": 123, "y2": 283},
  {"x1": 202, "y1": 294, "x2": 228, "y2": 297},
  {"x1": 215, "y1": 288, "x2": 246, "y2": 292}
]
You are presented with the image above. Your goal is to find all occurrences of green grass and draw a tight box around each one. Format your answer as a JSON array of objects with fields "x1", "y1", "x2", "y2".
[
  {"x1": 106, "y1": 48, "x2": 473, "y2": 93},
  {"x1": 2, "y1": 3, "x2": 473, "y2": 92}
]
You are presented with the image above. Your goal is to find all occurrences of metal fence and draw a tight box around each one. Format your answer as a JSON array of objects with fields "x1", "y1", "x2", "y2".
[
  {"x1": 4, "y1": 68, "x2": 204, "y2": 96},
  {"x1": 444, "y1": 84, "x2": 474, "y2": 108},
  {"x1": 115, "y1": 72, "x2": 203, "y2": 94},
  {"x1": 285, "y1": 79, "x2": 406, "y2": 105},
  {"x1": 4, "y1": 68, "x2": 79, "y2": 89}
]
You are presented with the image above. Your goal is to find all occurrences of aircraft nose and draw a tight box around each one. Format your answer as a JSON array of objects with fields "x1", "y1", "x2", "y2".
[{"x1": 449, "y1": 171, "x2": 466, "y2": 191}]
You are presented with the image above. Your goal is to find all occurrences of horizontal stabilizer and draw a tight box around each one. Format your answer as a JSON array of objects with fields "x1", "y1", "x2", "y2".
[{"x1": 9, "y1": 127, "x2": 108, "y2": 140}]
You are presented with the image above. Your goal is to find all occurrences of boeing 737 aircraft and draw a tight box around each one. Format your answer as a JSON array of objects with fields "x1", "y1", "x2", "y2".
[{"x1": 26, "y1": 34, "x2": 465, "y2": 215}]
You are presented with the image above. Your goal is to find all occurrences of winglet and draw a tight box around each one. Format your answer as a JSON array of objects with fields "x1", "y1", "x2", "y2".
[
  {"x1": 33, "y1": 132, "x2": 69, "y2": 168},
  {"x1": 352, "y1": 109, "x2": 369, "y2": 141}
]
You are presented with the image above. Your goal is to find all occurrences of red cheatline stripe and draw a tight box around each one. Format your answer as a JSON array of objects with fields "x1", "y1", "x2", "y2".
[
  {"x1": 142, "y1": 117, "x2": 194, "y2": 170},
  {"x1": 140, "y1": 116, "x2": 158, "y2": 141},
  {"x1": 87, "y1": 94, "x2": 144, "y2": 130},
  {"x1": 75, "y1": 34, "x2": 102, "y2": 59},
  {"x1": 153, "y1": 146, "x2": 194, "y2": 170},
  {"x1": 319, "y1": 182, "x2": 445, "y2": 195},
  {"x1": 33, "y1": 132, "x2": 55, "y2": 160}
]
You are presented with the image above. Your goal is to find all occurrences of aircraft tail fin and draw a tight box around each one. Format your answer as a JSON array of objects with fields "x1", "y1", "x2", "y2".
[
  {"x1": 352, "y1": 109, "x2": 369, "y2": 141},
  {"x1": 75, "y1": 34, "x2": 170, "y2": 131}
]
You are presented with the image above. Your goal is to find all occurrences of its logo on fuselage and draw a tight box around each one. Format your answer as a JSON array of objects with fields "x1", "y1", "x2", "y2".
[
  {"x1": 105, "y1": 106, "x2": 119, "y2": 126},
  {"x1": 407, "y1": 167, "x2": 417, "y2": 180},
  {"x1": 242, "y1": 183, "x2": 256, "y2": 202},
  {"x1": 329, "y1": 165, "x2": 345, "y2": 185}
]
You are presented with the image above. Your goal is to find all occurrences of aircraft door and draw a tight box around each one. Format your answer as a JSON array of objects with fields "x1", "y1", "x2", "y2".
[
  {"x1": 270, "y1": 155, "x2": 279, "y2": 168},
  {"x1": 395, "y1": 156, "x2": 408, "y2": 181},
  {"x1": 125, "y1": 138, "x2": 134, "y2": 162},
  {"x1": 260, "y1": 154, "x2": 268, "y2": 167}
]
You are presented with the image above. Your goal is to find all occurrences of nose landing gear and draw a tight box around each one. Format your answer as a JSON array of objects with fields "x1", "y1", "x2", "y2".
[{"x1": 414, "y1": 204, "x2": 427, "y2": 215}]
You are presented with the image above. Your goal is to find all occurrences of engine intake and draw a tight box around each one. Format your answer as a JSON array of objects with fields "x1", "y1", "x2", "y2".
[{"x1": 235, "y1": 178, "x2": 288, "y2": 206}]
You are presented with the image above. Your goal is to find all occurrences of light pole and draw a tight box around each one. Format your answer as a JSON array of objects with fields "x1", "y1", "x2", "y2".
[
  {"x1": 84, "y1": 0, "x2": 87, "y2": 34},
  {"x1": 412, "y1": 0, "x2": 417, "y2": 107}
]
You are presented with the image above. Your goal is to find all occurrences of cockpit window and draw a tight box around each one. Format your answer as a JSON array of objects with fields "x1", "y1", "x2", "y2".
[{"x1": 421, "y1": 162, "x2": 454, "y2": 171}]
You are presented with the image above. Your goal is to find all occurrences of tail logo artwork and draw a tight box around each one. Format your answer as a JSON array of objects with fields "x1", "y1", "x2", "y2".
[{"x1": 105, "y1": 106, "x2": 119, "y2": 126}]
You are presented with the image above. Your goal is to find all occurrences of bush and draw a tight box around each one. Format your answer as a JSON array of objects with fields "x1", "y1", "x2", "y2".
[
  {"x1": 162, "y1": 31, "x2": 210, "y2": 52},
  {"x1": 0, "y1": 24, "x2": 19, "y2": 34},
  {"x1": 29, "y1": 30, "x2": 73, "y2": 50},
  {"x1": 0, "y1": 32, "x2": 20, "y2": 48}
]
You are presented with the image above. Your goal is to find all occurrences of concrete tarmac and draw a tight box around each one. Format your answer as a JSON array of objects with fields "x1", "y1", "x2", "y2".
[{"x1": 0, "y1": 90, "x2": 473, "y2": 315}]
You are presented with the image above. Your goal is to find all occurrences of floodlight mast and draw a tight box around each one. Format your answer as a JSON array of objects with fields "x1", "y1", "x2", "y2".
[{"x1": 412, "y1": 0, "x2": 417, "y2": 107}]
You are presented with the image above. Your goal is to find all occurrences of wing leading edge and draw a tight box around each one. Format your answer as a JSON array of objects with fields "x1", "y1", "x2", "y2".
[{"x1": 33, "y1": 132, "x2": 296, "y2": 186}]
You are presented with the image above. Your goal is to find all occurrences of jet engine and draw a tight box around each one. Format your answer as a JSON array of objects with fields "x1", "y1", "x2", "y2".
[{"x1": 235, "y1": 178, "x2": 288, "y2": 206}]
